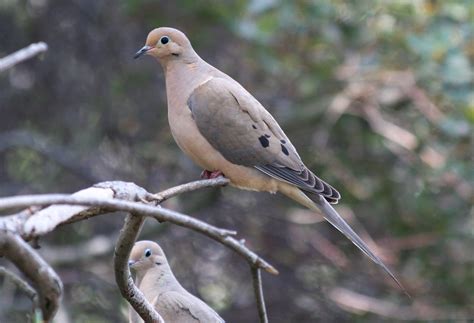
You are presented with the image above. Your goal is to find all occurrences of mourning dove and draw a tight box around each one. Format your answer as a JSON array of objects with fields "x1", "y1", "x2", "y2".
[
  {"x1": 134, "y1": 27, "x2": 403, "y2": 290},
  {"x1": 128, "y1": 240, "x2": 225, "y2": 323}
]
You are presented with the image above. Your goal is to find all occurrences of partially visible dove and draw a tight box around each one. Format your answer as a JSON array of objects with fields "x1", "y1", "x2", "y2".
[
  {"x1": 128, "y1": 240, "x2": 225, "y2": 323},
  {"x1": 134, "y1": 27, "x2": 404, "y2": 290}
]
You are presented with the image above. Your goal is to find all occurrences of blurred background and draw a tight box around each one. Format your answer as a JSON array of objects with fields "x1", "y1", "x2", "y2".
[{"x1": 0, "y1": 0, "x2": 473, "y2": 322}]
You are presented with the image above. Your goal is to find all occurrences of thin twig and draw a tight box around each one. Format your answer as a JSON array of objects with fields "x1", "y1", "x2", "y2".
[
  {"x1": 0, "y1": 232, "x2": 62, "y2": 321},
  {"x1": 0, "y1": 42, "x2": 48, "y2": 72},
  {"x1": 148, "y1": 177, "x2": 229, "y2": 203},
  {"x1": 251, "y1": 267, "x2": 268, "y2": 323},
  {"x1": 114, "y1": 214, "x2": 164, "y2": 323},
  {"x1": 0, "y1": 266, "x2": 37, "y2": 302}
]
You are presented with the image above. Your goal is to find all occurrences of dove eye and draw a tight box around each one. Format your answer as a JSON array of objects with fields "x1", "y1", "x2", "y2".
[
  {"x1": 160, "y1": 36, "x2": 169, "y2": 45},
  {"x1": 144, "y1": 249, "x2": 152, "y2": 257}
]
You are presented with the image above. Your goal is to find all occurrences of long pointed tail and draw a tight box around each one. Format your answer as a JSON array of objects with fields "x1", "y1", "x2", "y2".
[
  {"x1": 311, "y1": 193, "x2": 407, "y2": 294},
  {"x1": 279, "y1": 183, "x2": 408, "y2": 295}
]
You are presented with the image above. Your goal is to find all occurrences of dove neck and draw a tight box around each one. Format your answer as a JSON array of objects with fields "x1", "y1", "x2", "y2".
[
  {"x1": 159, "y1": 47, "x2": 201, "y2": 71},
  {"x1": 164, "y1": 58, "x2": 214, "y2": 110},
  {"x1": 138, "y1": 263, "x2": 185, "y2": 299}
]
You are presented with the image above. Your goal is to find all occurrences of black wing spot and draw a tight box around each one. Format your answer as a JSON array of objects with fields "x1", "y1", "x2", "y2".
[
  {"x1": 252, "y1": 125, "x2": 257, "y2": 129},
  {"x1": 264, "y1": 134, "x2": 271, "y2": 138},
  {"x1": 258, "y1": 136, "x2": 270, "y2": 148},
  {"x1": 280, "y1": 139, "x2": 286, "y2": 144},
  {"x1": 281, "y1": 144, "x2": 289, "y2": 156}
]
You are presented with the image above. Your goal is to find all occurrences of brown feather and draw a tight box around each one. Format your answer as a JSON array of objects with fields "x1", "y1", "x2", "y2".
[{"x1": 189, "y1": 77, "x2": 341, "y2": 203}]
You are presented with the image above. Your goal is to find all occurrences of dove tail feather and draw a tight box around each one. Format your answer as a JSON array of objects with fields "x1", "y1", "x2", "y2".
[
  {"x1": 308, "y1": 193, "x2": 407, "y2": 294},
  {"x1": 256, "y1": 165, "x2": 341, "y2": 203},
  {"x1": 278, "y1": 183, "x2": 408, "y2": 295}
]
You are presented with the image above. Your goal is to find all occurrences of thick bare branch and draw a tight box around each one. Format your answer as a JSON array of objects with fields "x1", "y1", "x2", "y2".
[
  {"x1": 0, "y1": 42, "x2": 48, "y2": 72},
  {"x1": 0, "y1": 191, "x2": 277, "y2": 274},
  {"x1": 0, "y1": 193, "x2": 234, "y2": 238},
  {"x1": 0, "y1": 232, "x2": 62, "y2": 322},
  {"x1": 114, "y1": 214, "x2": 164, "y2": 323},
  {"x1": 0, "y1": 189, "x2": 114, "y2": 236}
]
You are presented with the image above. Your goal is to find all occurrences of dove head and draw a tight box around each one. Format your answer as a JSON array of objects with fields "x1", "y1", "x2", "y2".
[
  {"x1": 128, "y1": 240, "x2": 168, "y2": 273},
  {"x1": 134, "y1": 27, "x2": 198, "y2": 64}
]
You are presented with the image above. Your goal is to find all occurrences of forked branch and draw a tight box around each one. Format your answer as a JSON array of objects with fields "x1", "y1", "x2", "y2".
[{"x1": 0, "y1": 179, "x2": 275, "y2": 322}]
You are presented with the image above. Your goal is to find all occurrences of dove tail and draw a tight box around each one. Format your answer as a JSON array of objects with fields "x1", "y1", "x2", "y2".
[{"x1": 278, "y1": 183, "x2": 408, "y2": 296}]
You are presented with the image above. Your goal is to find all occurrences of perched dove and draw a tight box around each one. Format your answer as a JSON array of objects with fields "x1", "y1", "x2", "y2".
[
  {"x1": 134, "y1": 27, "x2": 403, "y2": 289},
  {"x1": 128, "y1": 240, "x2": 225, "y2": 323}
]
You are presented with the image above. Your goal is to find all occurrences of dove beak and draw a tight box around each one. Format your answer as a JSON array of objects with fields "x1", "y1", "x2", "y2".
[
  {"x1": 128, "y1": 260, "x2": 136, "y2": 267},
  {"x1": 134, "y1": 45, "x2": 152, "y2": 59}
]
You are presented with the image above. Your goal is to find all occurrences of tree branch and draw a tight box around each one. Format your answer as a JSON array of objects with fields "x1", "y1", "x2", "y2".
[
  {"x1": 0, "y1": 185, "x2": 277, "y2": 275},
  {"x1": 148, "y1": 177, "x2": 229, "y2": 203},
  {"x1": 0, "y1": 193, "x2": 236, "y2": 241},
  {"x1": 251, "y1": 267, "x2": 268, "y2": 323},
  {"x1": 114, "y1": 214, "x2": 164, "y2": 323},
  {"x1": 0, "y1": 180, "x2": 276, "y2": 322},
  {"x1": 0, "y1": 266, "x2": 37, "y2": 303},
  {"x1": 0, "y1": 42, "x2": 48, "y2": 72},
  {"x1": 0, "y1": 232, "x2": 62, "y2": 321}
]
